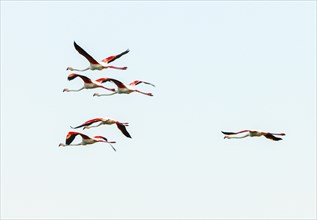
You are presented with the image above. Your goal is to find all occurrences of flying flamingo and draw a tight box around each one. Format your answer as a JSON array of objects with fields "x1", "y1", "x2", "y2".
[
  {"x1": 71, "y1": 118, "x2": 131, "y2": 138},
  {"x1": 221, "y1": 130, "x2": 286, "y2": 141},
  {"x1": 66, "y1": 41, "x2": 129, "y2": 71},
  {"x1": 59, "y1": 131, "x2": 117, "y2": 151},
  {"x1": 93, "y1": 79, "x2": 155, "y2": 97},
  {"x1": 63, "y1": 73, "x2": 115, "y2": 92}
]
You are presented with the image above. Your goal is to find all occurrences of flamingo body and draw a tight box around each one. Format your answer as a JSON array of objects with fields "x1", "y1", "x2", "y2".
[
  {"x1": 67, "y1": 41, "x2": 129, "y2": 72},
  {"x1": 71, "y1": 118, "x2": 131, "y2": 138},
  {"x1": 59, "y1": 131, "x2": 116, "y2": 151},
  {"x1": 63, "y1": 73, "x2": 115, "y2": 92},
  {"x1": 221, "y1": 130, "x2": 286, "y2": 141},
  {"x1": 93, "y1": 78, "x2": 155, "y2": 97}
]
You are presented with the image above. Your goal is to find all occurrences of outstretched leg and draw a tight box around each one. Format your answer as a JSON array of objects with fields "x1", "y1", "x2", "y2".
[
  {"x1": 107, "y1": 66, "x2": 127, "y2": 70},
  {"x1": 135, "y1": 90, "x2": 153, "y2": 96}
]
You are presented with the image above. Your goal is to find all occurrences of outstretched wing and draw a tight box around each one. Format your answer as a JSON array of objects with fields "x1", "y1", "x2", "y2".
[
  {"x1": 107, "y1": 78, "x2": 127, "y2": 89},
  {"x1": 221, "y1": 130, "x2": 250, "y2": 135},
  {"x1": 65, "y1": 131, "x2": 90, "y2": 145},
  {"x1": 129, "y1": 80, "x2": 155, "y2": 87},
  {"x1": 101, "y1": 49, "x2": 130, "y2": 64},
  {"x1": 264, "y1": 133, "x2": 283, "y2": 141},
  {"x1": 221, "y1": 131, "x2": 238, "y2": 135},
  {"x1": 71, "y1": 118, "x2": 103, "y2": 129},
  {"x1": 116, "y1": 123, "x2": 132, "y2": 138},
  {"x1": 74, "y1": 41, "x2": 99, "y2": 65},
  {"x1": 67, "y1": 73, "x2": 92, "y2": 83},
  {"x1": 94, "y1": 136, "x2": 109, "y2": 142},
  {"x1": 95, "y1": 77, "x2": 113, "y2": 84}
]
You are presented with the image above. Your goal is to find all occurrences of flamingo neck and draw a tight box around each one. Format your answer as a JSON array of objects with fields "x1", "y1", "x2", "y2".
[
  {"x1": 94, "y1": 92, "x2": 118, "y2": 97},
  {"x1": 59, "y1": 143, "x2": 82, "y2": 147},
  {"x1": 225, "y1": 134, "x2": 250, "y2": 139},
  {"x1": 64, "y1": 87, "x2": 84, "y2": 92},
  {"x1": 71, "y1": 67, "x2": 90, "y2": 72}
]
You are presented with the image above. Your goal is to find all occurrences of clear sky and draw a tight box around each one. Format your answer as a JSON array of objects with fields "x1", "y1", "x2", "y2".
[{"x1": 1, "y1": 1, "x2": 316, "y2": 219}]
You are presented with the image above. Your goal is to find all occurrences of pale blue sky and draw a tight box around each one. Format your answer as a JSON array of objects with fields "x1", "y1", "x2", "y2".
[{"x1": 1, "y1": 1, "x2": 316, "y2": 219}]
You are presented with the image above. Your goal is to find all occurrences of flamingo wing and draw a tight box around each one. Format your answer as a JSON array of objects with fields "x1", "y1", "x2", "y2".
[
  {"x1": 129, "y1": 80, "x2": 155, "y2": 87},
  {"x1": 221, "y1": 130, "x2": 250, "y2": 135},
  {"x1": 95, "y1": 78, "x2": 113, "y2": 84},
  {"x1": 66, "y1": 131, "x2": 90, "y2": 145},
  {"x1": 71, "y1": 118, "x2": 104, "y2": 129},
  {"x1": 264, "y1": 133, "x2": 283, "y2": 141},
  {"x1": 94, "y1": 136, "x2": 109, "y2": 142},
  {"x1": 101, "y1": 49, "x2": 130, "y2": 64},
  {"x1": 67, "y1": 73, "x2": 92, "y2": 83},
  {"x1": 221, "y1": 131, "x2": 238, "y2": 135},
  {"x1": 107, "y1": 78, "x2": 127, "y2": 89},
  {"x1": 116, "y1": 123, "x2": 132, "y2": 138},
  {"x1": 74, "y1": 41, "x2": 99, "y2": 65}
]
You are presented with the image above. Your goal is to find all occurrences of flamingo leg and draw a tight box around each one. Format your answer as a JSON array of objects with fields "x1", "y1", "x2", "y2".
[
  {"x1": 135, "y1": 90, "x2": 153, "y2": 96},
  {"x1": 108, "y1": 143, "x2": 117, "y2": 152},
  {"x1": 107, "y1": 66, "x2": 127, "y2": 70}
]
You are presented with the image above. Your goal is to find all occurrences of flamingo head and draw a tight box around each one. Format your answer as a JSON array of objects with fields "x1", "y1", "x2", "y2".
[
  {"x1": 224, "y1": 135, "x2": 230, "y2": 139},
  {"x1": 66, "y1": 67, "x2": 74, "y2": 71},
  {"x1": 93, "y1": 93, "x2": 100, "y2": 97},
  {"x1": 63, "y1": 88, "x2": 69, "y2": 92}
]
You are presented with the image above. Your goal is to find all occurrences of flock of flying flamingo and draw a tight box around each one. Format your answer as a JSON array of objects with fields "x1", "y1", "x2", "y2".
[
  {"x1": 59, "y1": 41, "x2": 155, "y2": 151},
  {"x1": 59, "y1": 41, "x2": 285, "y2": 150}
]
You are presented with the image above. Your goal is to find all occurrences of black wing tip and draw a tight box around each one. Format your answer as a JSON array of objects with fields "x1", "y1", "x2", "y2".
[
  {"x1": 264, "y1": 133, "x2": 283, "y2": 141},
  {"x1": 221, "y1": 131, "x2": 236, "y2": 135}
]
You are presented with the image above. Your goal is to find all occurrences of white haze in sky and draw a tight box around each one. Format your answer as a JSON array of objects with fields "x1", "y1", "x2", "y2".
[{"x1": 1, "y1": 1, "x2": 316, "y2": 219}]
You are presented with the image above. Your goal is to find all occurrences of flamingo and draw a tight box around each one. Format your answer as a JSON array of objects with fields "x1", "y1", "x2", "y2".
[
  {"x1": 93, "y1": 79, "x2": 155, "y2": 97},
  {"x1": 59, "y1": 131, "x2": 116, "y2": 151},
  {"x1": 71, "y1": 118, "x2": 131, "y2": 138},
  {"x1": 66, "y1": 41, "x2": 129, "y2": 71},
  {"x1": 221, "y1": 130, "x2": 286, "y2": 141},
  {"x1": 63, "y1": 73, "x2": 115, "y2": 92}
]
